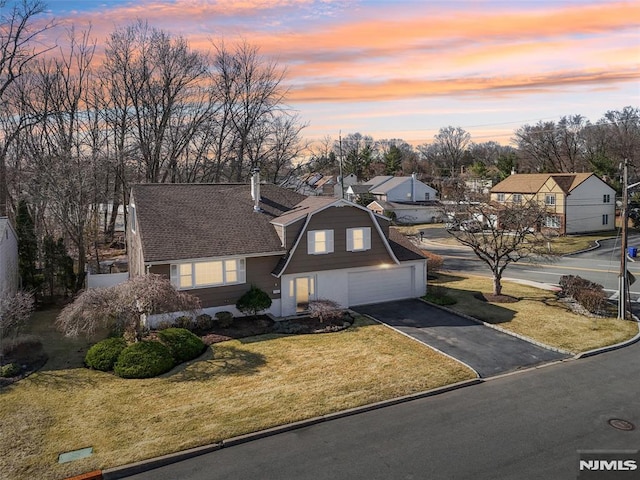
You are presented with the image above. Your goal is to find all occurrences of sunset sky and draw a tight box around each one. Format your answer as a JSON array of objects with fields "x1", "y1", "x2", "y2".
[{"x1": 29, "y1": 0, "x2": 640, "y2": 145}]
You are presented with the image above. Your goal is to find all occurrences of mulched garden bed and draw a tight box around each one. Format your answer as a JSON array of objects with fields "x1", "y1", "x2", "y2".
[
  {"x1": 200, "y1": 313, "x2": 355, "y2": 345},
  {"x1": 473, "y1": 292, "x2": 520, "y2": 303},
  {"x1": 0, "y1": 339, "x2": 48, "y2": 388},
  {"x1": 1, "y1": 312, "x2": 356, "y2": 386}
]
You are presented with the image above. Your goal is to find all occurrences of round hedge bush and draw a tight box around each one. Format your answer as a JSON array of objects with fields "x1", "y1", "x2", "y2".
[
  {"x1": 157, "y1": 328, "x2": 206, "y2": 364},
  {"x1": 85, "y1": 337, "x2": 127, "y2": 372},
  {"x1": 114, "y1": 341, "x2": 175, "y2": 379},
  {"x1": 0, "y1": 363, "x2": 21, "y2": 378}
]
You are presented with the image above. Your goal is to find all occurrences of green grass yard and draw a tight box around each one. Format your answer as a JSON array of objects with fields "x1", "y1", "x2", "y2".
[
  {"x1": 0, "y1": 312, "x2": 474, "y2": 480},
  {"x1": 428, "y1": 274, "x2": 638, "y2": 353}
]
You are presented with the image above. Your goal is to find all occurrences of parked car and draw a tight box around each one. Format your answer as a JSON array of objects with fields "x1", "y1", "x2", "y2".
[{"x1": 459, "y1": 220, "x2": 482, "y2": 233}]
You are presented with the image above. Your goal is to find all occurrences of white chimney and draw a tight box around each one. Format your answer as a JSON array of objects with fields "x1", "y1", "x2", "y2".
[{"x1": 251, "y1": 167, "x2": 261, "y2": 212}]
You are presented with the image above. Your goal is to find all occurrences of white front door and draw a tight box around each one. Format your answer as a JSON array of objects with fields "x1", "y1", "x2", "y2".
[{"x1": 294, "y1": 276, "x2": 315, "y2": 313}]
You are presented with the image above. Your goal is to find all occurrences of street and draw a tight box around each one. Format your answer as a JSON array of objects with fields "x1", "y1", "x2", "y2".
[{"x1": 423, "y1": 231, "x2": 640, "y2": 301}]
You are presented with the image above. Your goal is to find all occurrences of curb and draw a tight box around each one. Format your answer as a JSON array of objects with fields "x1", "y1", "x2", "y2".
[
  {"x1": 96, "y1": 377, "x2": 481, "y2": 479},
  {"x1": 561, "y1": 238, "x2": 605, "y2": 256},
  {"x1": 575, "y1": 328, "x2": 640, "y2": 359}
]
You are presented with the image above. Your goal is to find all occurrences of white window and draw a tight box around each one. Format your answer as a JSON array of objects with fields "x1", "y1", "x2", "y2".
[
  {"x1": 171, "y1": 258, "x2": 246, "y2": 289},
  {"x1": 497, "y1": 193, "x2": 505, "y2": 202},
  {"x1": 603, "y1": 194, "x2": 610, "y2": 203},
  {"x1": 603, "y1": 214, "x2": 609, "y2": 225},
  {"x1": 545, "y1": 216, "x2": 561, "y2": 228},
  {"x1": 308, "y1": 230, "x2": 334, "y2": 254},
  {"x1": 347, "y1": 227, "x2": 371, "y2": 252},
  {"x1": 512, "y1": 194, "x2": 522, "y2": 204},
  {"x1": 545, "y1": 194, "x2": 556, "y2": 205}
]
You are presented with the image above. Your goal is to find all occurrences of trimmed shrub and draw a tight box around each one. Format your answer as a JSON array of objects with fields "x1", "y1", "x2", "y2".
[
  {"x1": 574, "y1": 289, "x2": 609, "y2": 314},
  {"x1": 308, "y1": 299, "x2": 344, "y2": 323},
  {"x1": 85, "y1": 337, "x2": 127, "y2": 371},
  {"x1": 423, "y1": 286, "x2": 457, "y2": 306},
  {"x1": 157, "y1": 328, "x2": 206, "y2": 364},
  {"x1": 195, "y1": 313, "x2": 214, "y2": 331},
  {"x1": 236, "y1": 285, "x2": 272, "y2": 317},
  {"x1": 155, "y1": 320, "x2": 173, "y2": 331},
  {"x1": 559, "y1": 275, "x2": 603, "y2": 298},
  {"x1": 0, "y1": 363, "x2": 21, "y2": 378},
  {"x1": 114, "y1": 341, "x2": 175, "y2": 379},
  {"x1": 214, "y1": 311, "x2": 234, "y2": 328},
  {"x1": 173, "y1": 315, "x2": 195, "y2": 331}
]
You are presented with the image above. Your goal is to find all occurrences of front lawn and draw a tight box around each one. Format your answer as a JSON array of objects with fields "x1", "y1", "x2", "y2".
[
  {"x1": 428, "y1": 274, "x2": 638, "y2": 353},
  {"x1": 0, "y1": 313, "x2": 474, "y2": 480}
]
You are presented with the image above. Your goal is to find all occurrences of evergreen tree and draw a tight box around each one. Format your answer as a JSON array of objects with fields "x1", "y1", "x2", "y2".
[{"x1": 15, "y1": 200, "x2": 38, "y2": 290}]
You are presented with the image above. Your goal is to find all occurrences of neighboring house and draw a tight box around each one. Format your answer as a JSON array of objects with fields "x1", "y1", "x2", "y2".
[
  {"x1": 352, "y1": 174, "x2": 441, "y2": 224},
  {"x1": 292, "y1": 172, "x2": 359, "y2": 198},
  {"x1": 0, "y1": 217, "x2": 19, "y2": 295},
  {"x1": 368, "y1": 200, "x2": 443, "y2": 224},
  {"x1": 127, "y1": 171, "x2": 426, "y2": 322},
  {"x1": 465, "y1": 178, "x2": 493, "y2": 194},
  {"x1": 333, "y1": 173, "x2": 359, "y2": 198},
  {"x1": 490, "y1": 173, "x2": 616, "y2": 234},
  {"x1": 367, "y1": 174, "x2": 438, "y2": 202}
]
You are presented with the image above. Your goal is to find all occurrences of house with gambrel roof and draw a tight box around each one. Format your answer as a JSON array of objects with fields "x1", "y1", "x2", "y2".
[
  {"x1": 490, "y1": 173, "x2": 616, "y2": 235},
  {"x1": 127, "y1": 171, "x2": 426, "y2": 321}
]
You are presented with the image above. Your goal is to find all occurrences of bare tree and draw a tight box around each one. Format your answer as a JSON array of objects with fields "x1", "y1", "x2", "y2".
[
  {"x1": 56, "y1": 274, "x2": 201, "y2": 342},
  {"x1": 221, "y1": 41, "x2": 288, "y2": 181},
  {"x1": 433, "y1": 126, "x2": 471, "y2": 177},
  {"x1": 23, "y1": 27, "x2": 97, "y2": 291},
  {"x1": 515, "y1": 115, "x2": 590, "y2": 173},
  {"x1": 445, "y1": 200, "x2": 552, "y2": 296},
  {"x1": 0, "y1": 0, "x2": 55, "y2": 216},
  {"x1": 0, "y1": 290, "x2": 34, "y2": 360},
  {"x1": 104, "y1": 21, "x2": 212, "y2": 184}
]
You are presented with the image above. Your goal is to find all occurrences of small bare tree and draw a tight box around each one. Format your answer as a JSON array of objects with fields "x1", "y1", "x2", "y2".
[
  {"x1": 0, "y1": 290, "x2": 35, "y2": 361},
  {"x1": 56, "y1": 274, "x2": 201, "y2": 342},
  {"x1": 308, "y1": 299, "x2": 344, "y2": 323},
  {"x1": 445, "y1": 200, "x2": 553, "y2": 296}
]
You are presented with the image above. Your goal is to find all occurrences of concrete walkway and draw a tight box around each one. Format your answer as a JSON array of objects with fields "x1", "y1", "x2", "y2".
[{"x1": 354, "y1": 299, "x2": 570, "y2": 377}]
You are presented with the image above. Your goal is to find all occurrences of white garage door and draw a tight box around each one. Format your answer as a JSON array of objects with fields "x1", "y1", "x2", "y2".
[{"x1": 348, "y1": 267, "x2": 414, "y2": 306}]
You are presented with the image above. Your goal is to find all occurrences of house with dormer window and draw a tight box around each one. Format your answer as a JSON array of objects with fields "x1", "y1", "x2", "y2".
[{"x1": 127, "y1": 171, "x2": 426, "y2": 321}]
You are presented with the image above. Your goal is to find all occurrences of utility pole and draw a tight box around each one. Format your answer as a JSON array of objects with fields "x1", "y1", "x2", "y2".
[
  {"x1": 338, "y1": 131, "x2": 345, "y2": 199},
  {"x1": 619, "y1": 160, "x2": 629, "y2": 319}
]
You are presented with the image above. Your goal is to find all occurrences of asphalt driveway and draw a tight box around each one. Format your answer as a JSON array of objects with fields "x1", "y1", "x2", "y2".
[{"x1": 354, "y1": 299, "x2": 570, "y2": 377}]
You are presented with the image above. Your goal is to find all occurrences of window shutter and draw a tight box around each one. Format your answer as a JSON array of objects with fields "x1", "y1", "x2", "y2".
[
  {"x1": 170, "y1": 264, "x2": 178, "y2": 287},
  {"x1": 307, "y1": 231, "x2": 316, "y2": 254},
  {"x1": 326, "y1": 230, "x2": 334, "y2": 253},
  {"x1": 364, "y1": 227, "x2": 371, "y2": 250},
  {"x1": 346, "y1": 228, "x2": 353, "y2": 251}
]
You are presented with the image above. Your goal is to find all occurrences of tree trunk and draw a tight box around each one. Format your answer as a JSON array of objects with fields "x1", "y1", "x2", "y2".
[{"x1": 493, "y1": 275, "x2": 502, "y2": 296}]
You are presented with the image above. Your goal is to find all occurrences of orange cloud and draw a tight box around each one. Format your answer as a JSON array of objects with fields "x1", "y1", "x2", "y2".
[{"x1": 286, "y1": 68, "x2": 640, "y2": 103}]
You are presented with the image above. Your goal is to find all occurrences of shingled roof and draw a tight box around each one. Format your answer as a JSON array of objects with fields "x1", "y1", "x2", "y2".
[
  {"x1": 132, "y1": 183, "x2": 306, "y2": 262},
  {"x1": 490, "y1": 173, "x2": 595, "y2": 194},
  {"x1": 388, "y1": 228, "x2": 425, "y2": 261}
]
